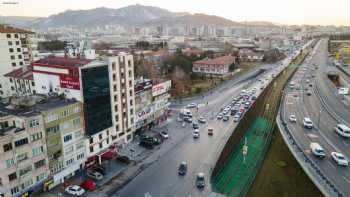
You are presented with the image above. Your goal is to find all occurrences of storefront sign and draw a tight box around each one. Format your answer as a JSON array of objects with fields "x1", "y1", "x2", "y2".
[
  {"x1": 152, "y1": 80, "x2": 171, "y2": 97},
  {"x1": 60, "y1": 76, "x2": 80, "y2": 90},
  {"x1": 136, "y1": 106, "x2": 154, "y2": 121}
]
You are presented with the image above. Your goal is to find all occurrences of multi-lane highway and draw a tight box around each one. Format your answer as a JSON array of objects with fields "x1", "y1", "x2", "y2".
[
  {"x1": 280, "y1": 39, "x2": 350, "y2": 196},
  {"x1": 112, "y1": 55, "x2": 297, "y2": 197}
]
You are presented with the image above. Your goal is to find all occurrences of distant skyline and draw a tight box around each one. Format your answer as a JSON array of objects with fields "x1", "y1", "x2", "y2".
[{"x1": 0, "y1": 0, "x2": 349, "y2": 26}]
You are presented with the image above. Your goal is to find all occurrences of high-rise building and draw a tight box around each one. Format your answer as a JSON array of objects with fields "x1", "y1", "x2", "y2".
[{"x1": 0, "y1": 25, "x2": 36, "y2": 98}]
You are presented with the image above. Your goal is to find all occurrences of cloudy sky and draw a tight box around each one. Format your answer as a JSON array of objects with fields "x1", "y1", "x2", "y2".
[{"x1": 0, "y1": 0, "x2": 349, "y2": 25}]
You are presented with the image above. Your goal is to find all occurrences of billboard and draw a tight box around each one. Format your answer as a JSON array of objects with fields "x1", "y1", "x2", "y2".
[
  {"x1": 152, "y1": 80, "x2": 171, "y2": 97},
  {"x1": 60, "y1": 76, "x2": 80, "y2": 90}
]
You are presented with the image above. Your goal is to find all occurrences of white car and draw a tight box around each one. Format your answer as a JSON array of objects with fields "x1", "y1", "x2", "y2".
[
  {"x1": 334, "y1": 124, "x2": 350, "y2": 138},
  {"x1": 160, "y1": 131, "x2": 169, "y2": 139},
  {"x1": 187, "y1": 103, "x2": 197, "y2": 108},
  {"x1": 216, "y1": 113, "x2": 223, "y2": 120},
  {"x1": 289, "y1": 115, "x2": 297, "y2": 123},
  {"x1": 198, "y1": 116, "x2": 206, "y2": 123},
  {"x1": 65, "y1": 185, "x2": 85, "y2": 196},
  {"x1": 233, "y1": 114, "x2": 240, "y2": 122},
  {"x1": 303, "y1": 117, "x2": 313, "y2": 129},
  {"x1": 331, "y1": 152, "x2": 349, "y2": 166},
  {"x1": 87, "y1": 170, "x2": 103, "y2": 180},
  {"x1": 193, "y1": 130, "x2": 200, "y2": 138}
]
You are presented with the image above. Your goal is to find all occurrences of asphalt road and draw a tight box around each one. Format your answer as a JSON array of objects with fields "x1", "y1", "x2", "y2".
[
  {"x1": 283, "y1": 39, "x2": 350, "y2": 196},
  {"x1": 113, "y1": 59, "x2": 293, "y2": 197}
]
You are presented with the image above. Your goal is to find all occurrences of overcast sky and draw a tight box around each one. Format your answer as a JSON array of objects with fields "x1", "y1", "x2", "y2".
[{"x1": 0, "y1": 0, "x2": 349, "y2": 26}]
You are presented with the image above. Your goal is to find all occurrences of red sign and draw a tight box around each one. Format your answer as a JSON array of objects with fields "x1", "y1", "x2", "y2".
[{"x1": 60, "y1": 76, "x2": 80, "y2": 90}]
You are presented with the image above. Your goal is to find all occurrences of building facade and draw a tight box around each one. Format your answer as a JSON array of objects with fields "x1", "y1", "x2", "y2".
[
  {"x1": 192, "y1": 55, "x2": 235, "y2": 75},
  {"x1": 0, "y1": 25, "x2": 36, "y2": 98},
  {"x1": 4, "y1": 65, "x2": 35, "y2": 97}
]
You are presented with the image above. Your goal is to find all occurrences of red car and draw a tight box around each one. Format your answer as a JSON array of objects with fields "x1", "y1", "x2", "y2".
[{"x1": 80, "y1": 179, "x2": 96, "y2": 191}]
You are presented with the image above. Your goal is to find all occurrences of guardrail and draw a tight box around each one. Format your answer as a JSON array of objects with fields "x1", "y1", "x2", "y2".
[{"x1": 277, "y1": 39, "x2": 344, "y2": 197}]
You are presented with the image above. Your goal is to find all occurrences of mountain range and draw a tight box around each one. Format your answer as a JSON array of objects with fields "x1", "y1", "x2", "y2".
[{"x1": 0, "y1": 4, "x2": 278, "y2": 29}]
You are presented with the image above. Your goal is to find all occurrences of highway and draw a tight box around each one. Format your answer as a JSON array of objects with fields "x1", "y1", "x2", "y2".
[
  {"x1": 280, "y1": 39, "x2": 350, "y2": 196},
  {"x1": 113, "y1": 55, "x2": 297, "y2": 197}
]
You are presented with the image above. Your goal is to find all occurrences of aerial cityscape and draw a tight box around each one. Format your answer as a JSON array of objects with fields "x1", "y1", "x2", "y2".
[{"x1": 0, "y1": 1, "x2": 350, "y2": 197}]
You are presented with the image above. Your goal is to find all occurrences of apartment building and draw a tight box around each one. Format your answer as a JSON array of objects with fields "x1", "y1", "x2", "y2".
[
  {"x1": 0, "y1": 25, "x2": 36, "y2": 98},
  {"x1": 0, "y1": 98, "x2": 49, "y2": 197},
  {"x1": 31, "y1": 54, "x2": 135, "y2": 165},
  {"x1": 4, "y1": 65, "x2": 35, "y2": 96}
]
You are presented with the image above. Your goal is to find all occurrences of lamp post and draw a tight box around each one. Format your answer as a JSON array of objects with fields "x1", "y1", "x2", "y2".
[{"x1": 317, "y1": 108, "x2": 322, "y2": 129}]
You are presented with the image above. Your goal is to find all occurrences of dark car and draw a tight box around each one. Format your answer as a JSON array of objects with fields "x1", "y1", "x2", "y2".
[
  {"x1": 94, "y1": 165, "x2": 106, "y2": 175},
  {"x1": 116, "y1": 155, "x2": 131, "y2": 164},
  {"x1": 192, "y1": 122, "x2": 199, "y2": 129},
  {"x1": 178, "y1": 162, "x2": 188, "y2": 175},
  {"x1": 139, "y1": 141, "x2": 154, "y2": 149}
]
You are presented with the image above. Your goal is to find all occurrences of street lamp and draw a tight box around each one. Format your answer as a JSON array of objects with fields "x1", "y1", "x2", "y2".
[{"x1": 317, "y1": 108, "x2": 322, "y2": 129}]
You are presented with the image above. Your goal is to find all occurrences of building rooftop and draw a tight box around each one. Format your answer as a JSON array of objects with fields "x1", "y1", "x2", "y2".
[
  {"x1": 4, "y1": 65, "x2": 33, "y2": 80},
  {"x1": 194, "y1": 55, "x2": 235, "y2": 65},
  {"x1": 33, "y1": 56, "x2": 93, "y2": 68},
  {"x1": 0, "y1": 95, "x2": 79, "y2": 117},
  {"x1": 0, "y1": 25, "x2": 33, "y2": 34}
]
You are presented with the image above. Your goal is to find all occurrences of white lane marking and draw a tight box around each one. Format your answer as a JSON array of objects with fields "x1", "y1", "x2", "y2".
[
  {"x1": 144, "y1": 192, "x2": 153, "y2": 197},
  {"x1": 328, "y1": 161, "x2": 336, "y2": 169},
  {"x1": 343, "y1": 176, "x2": 350, "y2": 184},
  {"x1": 342, "y1": 140, "x2": 349, "y2": 147}
]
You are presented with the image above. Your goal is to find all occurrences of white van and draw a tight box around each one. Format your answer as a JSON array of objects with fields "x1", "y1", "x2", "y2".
[
  {"x1": 334, "y1": 124, "x2": 350, "y2": 138},
  {"x1": 310, "y1": 143, "x2": 326, "y2": 158}
]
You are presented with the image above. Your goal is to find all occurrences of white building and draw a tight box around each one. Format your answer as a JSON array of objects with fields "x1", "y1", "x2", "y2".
[{"x1": 0, "y1": 25, "x2": 36, "y2": 98}]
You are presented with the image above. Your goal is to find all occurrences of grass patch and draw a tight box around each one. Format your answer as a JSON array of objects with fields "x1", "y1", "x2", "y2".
[{"x1": 246, "y1": 130, "x2": 323, "y2": 197}]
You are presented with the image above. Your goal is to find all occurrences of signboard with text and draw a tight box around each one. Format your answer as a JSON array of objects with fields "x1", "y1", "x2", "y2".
[
  {"x1": 152, "y1": 80, "x2": 171, "y2": 97},
  {"x1": 60, "y1": 76, "x2": 80, "y2": 90}
]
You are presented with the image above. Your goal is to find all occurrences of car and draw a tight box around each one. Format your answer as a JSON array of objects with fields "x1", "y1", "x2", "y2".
[
  {"x1": 177, "y1": 117, "x2": 183, "y2": 122},
  {"x1": 308, "y1": 83, "x2": 313, "y2": 87},
  {"x1": 331, "y1": 152, "x2": 349, "y2": 166},
  {"x1": 193, "y1": 122, "x2": 199, "y2": 129},
  {"x1": 196, "y1": 173, "x2": 205, "y2": 188},
  {"x1": 139, "y1": 141, "x2": 154, "y2": 149},
  {"x1": 310, "y1": 143, "x2": 326, "y2": 158},
  {"x1": 116, "y1": 155, "x2": 131, "y2": 164},
  {"x1": 303, "y1": 117, "x2": 313, "y2": 129},
  {"x1": 187, "y1": 103, "x2": 197, "y2": 108},
  {"x1": 198, "y1": 116, "x2": 206, "y2": 123},
  {"x1": 193, "y1": 130, "x2": 200, "y2": 138},
  {"x1": 216, "y1": 113, "x2": 223, "y2": 120},
  {"x1": 178, "y1": 161, "x2": 188, "y2": 175},
  {"x1": 93, "y1": 165, "x2": 106, "y2": 175},
  {"x1": 208, "y1": 128, "x2": 214, "y2": 135},
  {"x1": 80, "y1": 179, "x2": 96, "y2": 191},
  {"x1": 334, "y1": 124, "x2": 350, "y2": 138},
  {"x1": 233, "y1": 114, "x2": 240, "y2": 122},
  {"x1": 306, "y1": 91, "x2": 312, "y2": 96},
  {"x1": 86, "y1": 170, "x2": 103, "y2": 181},
  {"x1": 289, "y1": 115, "x2": 297, "y2": 123},
  {"x1": 223, "y1": 115, "x2": 229, "y2": 121},
  {"x1": 65, "y1": 185, "x2": 85, "y2": 196},
  {"x1": 185, "y1": 117, "x2": 193, "y2": 123},
  {"x1": 160, "y1": 131, "x2": 169, "y2": 139}
]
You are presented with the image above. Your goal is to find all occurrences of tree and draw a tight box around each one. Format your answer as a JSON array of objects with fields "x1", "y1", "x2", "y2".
[
  {"x1": 93, "y1": 42, "x2": 113, "y2": 50},
  {"x1": 38, "y1": 40, "x2": 67, "y2": 51}
]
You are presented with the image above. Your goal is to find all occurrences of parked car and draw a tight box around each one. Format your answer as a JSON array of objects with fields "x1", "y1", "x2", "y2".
[
  {"x1": 196, "y1": 173, "x2": 205, "y2": 188},
  {"x1": 223, "y1": 115, "x2": 229, "y2": 121},
  {"x1": 80, "y1": 179, "x2": 96, "y2": 191},
  {"x1": 65, "y1": 185, "x2": 85, "y2": 196},
  {"x1": 216, "y1": 113, "x2": 223, "y2": 120},
  {"x1": 310, "y1": 143, "x2": 326, "y2": 158},
  {"x1": 86, "y1": 170, "x2": 103, "y2": 181},
  {"x1": 233, "y1": 114, "x2": 240, "y2": 122},
  {"x1": 303, "y1": 117, "x2": 313, "y2": 129},
  {"x1": 187, "y1": 103, "x2": 197, "y2": 108},
  {"x1": 198, "y1": 116, "x2": 206, "y2": 123},
  {"x1": 331, "y1": 152, "x2": 349, "y2": 166},
  {"x1": 334, "y1": 124, "x2": 350, "y2": 138},
  {"x1": 93, "y1": 165, "x2": 106, "y2": 175},
  {"x1": 193, "y1": 129, "x2": 200, "y2": 138},
  {"x1": 159, "y1": 131, "x2": 169, "y2": 139},
  {"x1": 178, "y1": 161, "x2": 188, "y2": 175},
  {"x1": 208, "y1": 128, "x2": 214, "y2": 136},
  {"x1": 289, "y1": 115, "x2": 297, "y2": 123},
  {"x1": 116, "y1": 155, "x2": 131, "y2": 164}
]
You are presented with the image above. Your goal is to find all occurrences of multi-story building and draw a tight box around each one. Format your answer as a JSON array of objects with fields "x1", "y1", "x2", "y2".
[
  {"x1": 0, "y1": 97, "x2": 49, "y2": 197},
  {"x1": 135, "y1": 78, "x2": 171, "y2": 131},
  {"x1": 31, "y1": 54, "x2": 135, "y2": 164},
  {"x1": 4, "y1": 65, "x2": 35, "y2": 96},
  {"x1": 0, "y1": 25, "x2": 36, "y2": 98},
  {"x1": 192, "y1": 55, "x2": 236, "y2": 75}
]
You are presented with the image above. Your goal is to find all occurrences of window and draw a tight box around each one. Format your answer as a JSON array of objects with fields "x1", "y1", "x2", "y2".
[
  {"x1": 106, "y1": 138, "x2": 109, "y2": 144},
  {"x1": 20, "y1": 179, "x2": 33, "y2": 189},
  {"x1": 17, "y1": 48, "x2": 21, "y2": 53},
  {"x1": 66, "y1": 158, "x2": 74, "y2": 166},
  {"x1": 113, "y1": 84, "x2": 117, "y2": 92},
  {"x1": 9, "y1": 48, "x2": 14, "y2": 53},
  {"x1": 31, "y1": 132, "x2": 42, "y2": 141},
  {"x1": 129, "y1": 80, "x2": 132, "y2": 87},
  {"x1": 113, "y1": 74, "x2": 116, "y2": 81},
  {"x1": 17, "y1": 152, "x2": 28, "y2": 162},
  {"x1": 29, "y1": 119, "x2": 40, "y2": 128},
  {"x1": 5, "y1": 159, "x2": 15, "y2": 168},
  {"x1": 10, "y1": 55, "x2": 15, "y2": 60},
  {"x1": 130, "y1": 109, "x2": 134, "y2": 114},
  {"x1": 106, "y1": 130, "x2": 109, "y2": 136},
  {"x1": 15, "y1": 41, "x2": 19, "y2": 45},
  {"x1": 9, "y1": 172, "x2": 17, "y2": 181},
  {"x1": 34, "y1": 159, "x2": 46, "y2": 169},
  {"x1": 6, "y1": 34, "x2": 11, "y2": 38},
  {"x1": 130, "y1": 100, "x2": 133, "y2": 106},
  {"x1": 31, "y1": 81, "x2": 35, "y2": 86},
  {"x1": 73, "y1": 106, "x2": 80, "y2": 113},
  {"x1": 45, "y1": 114, "x2": 58, "y2": 123},
  {"x1": 128, "y1": 60, "x2": 131, "y2": 67},
  {"x1": 74, "y1": 130, "x2": 82, "y2": 138},
  {"x1": 77, "y1": 153, "x2": 84, "y2": 160},
  {"x1": 3, "y1": 143, "x2": 13, "y2": 152},
  {"x1": 8, "y1": 41, "x2": 12, "y2": 46},
  {"x1": 60, "y1": 110, "x2": 69, "y2": 118},
  {"x1": 99, "y1": 143, "x2": 103, "y2": 149},
  {"x1": 11, "y1": 86, "x2": 14, "y2": 90},
  {"x1": 14, "y1": 138, "x2": 28, "y2": 147},
  {"x1": 129, "y1": 90, "x2": 133, "y2": 96},
  {"x1": 63, "y1": 134, "x2": 72, "y2": 143},
  {"x1": 131, "y1": 117, "x2": 134, "y2": 124},
  {"x1": 89, "y1": 146, "x2": 94, "y2": 153},
  {"x1": 64, "y1": 145, "x2": 73, "y2": 153},
  {"x1": 112, "y1": 62, "x2": 116, "y2": 71},
  {"x1": 99, "y1": 133, "x2": 103, "y2": 140},
  {"x1": 36, "y1": 173, "x2": 46, "y2": 182},
  {"x1": 11, "y1": 186, "x2": 19, "y2": 195},
  {"x1": 128, "y1": 70, "x2": 132, "y2": 77},
  {"x1": 14, "y1": 34, "x2": 18, "y2": 38},
  {"x1": 19, "y1": 166, "x2": 32, "y2": 176},
  {"x1": 32, "y1": 146, "x2": 44, "y2": 157},
  {"x1": 89, "y1": 138, "x2": 93, "y2": 144},
  {"x1": 115, "y1": 125, "x2": 119, "y2": 132},
  {"x1": 18, "y1": 55, "x2": 22, "y2": 59},
  {"x1": 114, "y1": 95, "x2": 117, "y2": 102},
  {"x1": 73, "y1": 118, "x2": 80, "y2": 126},
  {"x1": 46, "y1": 125, "x2": 59, "y2": 133},
  {"x1": 19, "y1": 61, "x2": 23, "y2": 65},
  {"x1": 114, "y1": 105, "x2": 118, "y2": 112},
  {"x1": 76, "y1": 141, "x2": 84, "y2": 150},
  {"x1": 12, "y1": 62, "x2": 16, "y2": 67}
]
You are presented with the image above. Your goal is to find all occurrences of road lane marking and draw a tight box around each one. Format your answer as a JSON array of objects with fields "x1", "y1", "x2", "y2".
[
  {"x1": 327, "y1": 161, "x2": 336, "y2": 169},
  {"x1": 342, "y1": 140, "x2": 349, "y2": 147},
  {"x1": 343, "y1": 176, "x2": 350, "y2": 184}
]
